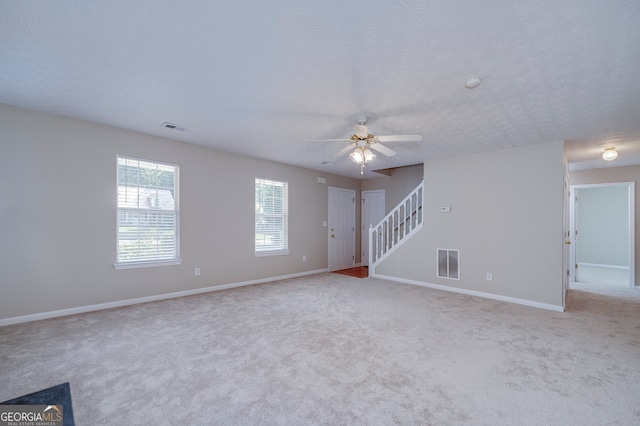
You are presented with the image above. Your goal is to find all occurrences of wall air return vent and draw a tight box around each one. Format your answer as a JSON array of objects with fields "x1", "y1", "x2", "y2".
[
  {"x1": 161, "y1": 122, "x2": 187, "y2": 131},
  {"x1": 437, "y1": 249, "x2": 460, "y2": 280}
]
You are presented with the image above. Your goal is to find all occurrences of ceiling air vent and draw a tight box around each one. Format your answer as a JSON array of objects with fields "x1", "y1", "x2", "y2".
[{"x1": 161, "y1": 122, "x2": 187, "y2": 131}]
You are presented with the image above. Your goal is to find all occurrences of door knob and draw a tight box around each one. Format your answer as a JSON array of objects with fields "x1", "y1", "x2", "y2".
[{"x1": 565, "y1": 241, "x2": 571, "y2": 245}]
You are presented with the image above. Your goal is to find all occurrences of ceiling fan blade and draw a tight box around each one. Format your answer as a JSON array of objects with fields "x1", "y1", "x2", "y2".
[
  {"x1": 309, "y1": 138, "x2": 351, "y2": 143},
  {"x1": 376, "y1": 134, "x2": 423, "y2": 143},
  {"x1": 335, "y1": 144, "x2": 355, "y2": 157},
  {"x1": 370, "y1": 142, "x2": 396, "y2": 157}
]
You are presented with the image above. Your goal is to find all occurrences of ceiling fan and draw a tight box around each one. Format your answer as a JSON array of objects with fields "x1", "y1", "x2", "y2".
[{"x1": 312, "y1": 116, "x2": 423, "y2": 174}]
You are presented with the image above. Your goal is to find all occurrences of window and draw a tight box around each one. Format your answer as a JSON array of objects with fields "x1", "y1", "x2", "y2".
[
  {"x1": 115, "y1": 156, "x2": 181, "y2": 268},
  {"x1": 255, "y1": 178, "x2": 288, "y2": 255}
]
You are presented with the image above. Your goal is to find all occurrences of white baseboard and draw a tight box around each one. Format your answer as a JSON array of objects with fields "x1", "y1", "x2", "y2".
[
  {"x1": 0, "y1": 268, "x2": 328, "y2": 327},
  {"x1": 371, "y1": 273, "x2": 565, "y2": 312}
]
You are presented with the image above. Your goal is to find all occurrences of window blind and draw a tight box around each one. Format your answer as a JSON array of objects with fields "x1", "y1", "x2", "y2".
[
  {"x1": 255, "y1": 178, "x2": 288, "y2": 254},
  {"x1": 116, "y1": 156, "x2": 179, "y2": 266}
]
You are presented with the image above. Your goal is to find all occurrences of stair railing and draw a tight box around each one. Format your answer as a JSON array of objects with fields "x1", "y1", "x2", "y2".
[{"x1": 369, "y1": 180, "x2": 424, "y2": 271}]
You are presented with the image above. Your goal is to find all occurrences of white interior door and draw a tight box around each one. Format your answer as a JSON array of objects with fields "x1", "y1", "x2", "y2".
[
  {"x1": 361, "y1": 190, "x2": 385, "y2": 266},
  {"x1": 328, "y1": 187, "x2": 355, "y2": 271}
]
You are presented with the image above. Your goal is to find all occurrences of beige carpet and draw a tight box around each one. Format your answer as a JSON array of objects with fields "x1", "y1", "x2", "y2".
[{"x1": 1, "y1": 274, "x2": 639, "y2": 425}]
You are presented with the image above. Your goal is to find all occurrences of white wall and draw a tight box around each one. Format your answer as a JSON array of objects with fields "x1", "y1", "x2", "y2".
[
  {"x1": 374, "y1": 141, "x2": 565, "y2": 308},
  {"x1": 0, "y1": 104, "x2": 360, "y2": 321},
  {"x1": 570, "y1": 165, "x2": 640, "y2": 284}
]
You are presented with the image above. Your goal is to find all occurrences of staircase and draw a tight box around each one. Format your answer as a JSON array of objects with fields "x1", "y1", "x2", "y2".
[{"x1": 369, "y1": 181, "x2": 424, "y2": 272}]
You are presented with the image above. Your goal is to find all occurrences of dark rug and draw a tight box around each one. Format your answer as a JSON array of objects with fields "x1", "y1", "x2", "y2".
[{"x1": 1, "y1": 382, "x2": 75, "y2": 426}]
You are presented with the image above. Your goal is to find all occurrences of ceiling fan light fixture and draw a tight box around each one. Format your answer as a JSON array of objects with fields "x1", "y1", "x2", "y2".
[
  {"x1": 350, "y1": 149, "x2": 364, "y2": 163},
  {"x1": 363, "y1": 148, "x2": 376, "y2": 162},
  {"x1": 602, "y1": 147, "x2": 618, "y2": 161},
  {"x1": 350, "y1": 146, "x2": 376, "y2": 175},
  {"x1": 350, "y1": 147, "x2": 376, "y2": 165}
]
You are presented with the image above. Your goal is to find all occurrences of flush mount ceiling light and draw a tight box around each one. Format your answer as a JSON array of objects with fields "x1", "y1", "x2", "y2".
[
  {"x1": 465, "y1": 77, "x2": 481, "y2": 89},
  {"x1": 602, "y1": 147, "x2": 618, "y2": 161}
]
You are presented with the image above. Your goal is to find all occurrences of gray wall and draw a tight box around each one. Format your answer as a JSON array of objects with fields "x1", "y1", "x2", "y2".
[
  {"x1": 0, "y1": 104, "x2": 360, "y2": 320},
  {"x1": 361, "y1": 164, "x2": 424, "y2": 213},
  {"x1": 375, "y1": 141, "x2": 565, "y2": 308},
  {"x1": 575, "y1": 186, "x2": 629, "y2": 267},
  {"x1": 570, "y1": 165, "x2": 639, "y2": 284}
]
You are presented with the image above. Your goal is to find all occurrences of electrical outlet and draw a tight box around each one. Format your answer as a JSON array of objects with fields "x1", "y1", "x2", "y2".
[
  {"x1": 303, "y1": 255, "x2": 307, "y2": 262},
  {"x1": 486, "y1": 273, "x2": 492, "y2": 281},
  {"x1": 195, "y1": 267, "x2": 200, "y2": 276}
]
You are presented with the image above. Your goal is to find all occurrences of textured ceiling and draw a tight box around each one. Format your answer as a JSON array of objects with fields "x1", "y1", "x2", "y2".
[{"x1": 1, "y1": 0, "x2": 640, "y2": 178}]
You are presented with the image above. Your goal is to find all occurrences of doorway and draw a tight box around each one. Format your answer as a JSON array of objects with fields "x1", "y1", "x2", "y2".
[
  {"x1": 361, "y1": 190, "x2": 385, "y2": 267},
  {"x1": 328, "y1": 187, "x2": 355, "y2": 271},
  {"x1": 569, "y1": 182, "x2": 635, "y2": 288},
  {"x1": 562, "y1": 169, "x2": 570, "y2": 308}
]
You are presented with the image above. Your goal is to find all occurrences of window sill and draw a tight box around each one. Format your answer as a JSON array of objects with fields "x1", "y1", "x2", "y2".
[
  {"x1": 114, "y1": 259, "x2": 183, "y2": 270},
  {"x1": 254, "y1": 250, "x2": 289, "y2": 257}
]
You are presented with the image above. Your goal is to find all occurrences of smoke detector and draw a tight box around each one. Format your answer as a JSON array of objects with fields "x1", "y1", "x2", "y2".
[{"x1": 465, "y1": 77, "x2": 481, "y2": 89}]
